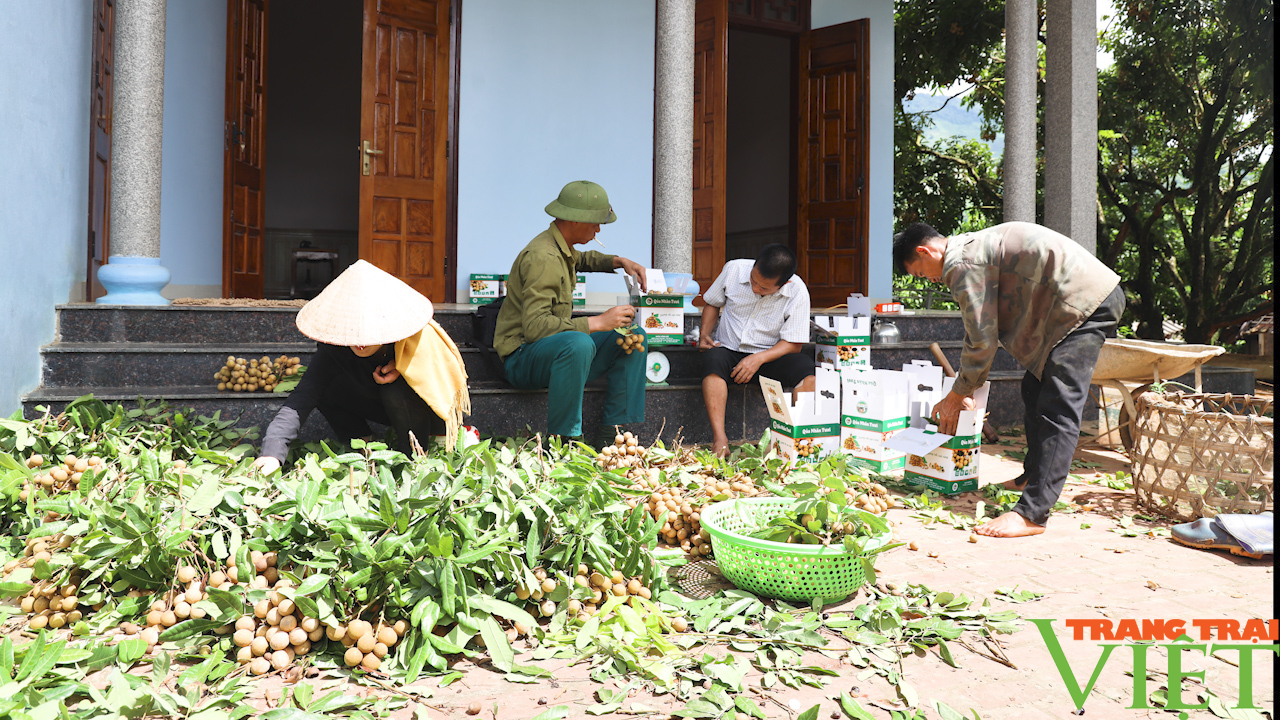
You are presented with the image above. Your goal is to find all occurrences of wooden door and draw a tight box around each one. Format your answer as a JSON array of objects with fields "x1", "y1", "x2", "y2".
[
  {"x1": 222, "y1": 0, "x2": 269, "y2": 298},
  {"x1": 359, "y1": 0, "x2": 451, "y2": 301},
  {"x1": 691, "y1": 0, "x2": 727, "y2": 303},
  {"x1": 797, "y1": 20, "x2": 869, "y2": 306},
  {"x1": 86, "y1": 0, "x2": 115, "y2": 301}
]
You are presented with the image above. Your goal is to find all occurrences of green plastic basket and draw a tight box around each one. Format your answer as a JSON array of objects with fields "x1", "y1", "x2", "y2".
[{"x1": 699, "y1": 497, "x2": 893, "y2": 603}]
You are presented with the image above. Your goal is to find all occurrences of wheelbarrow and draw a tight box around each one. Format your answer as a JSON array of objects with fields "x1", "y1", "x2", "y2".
[{"x1": 1081, "y1": 338, "x2": 1226, "y2": 453}]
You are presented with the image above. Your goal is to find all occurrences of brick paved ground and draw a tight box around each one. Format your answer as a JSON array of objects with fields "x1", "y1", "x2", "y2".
[{"x1": 232, "y1": 426, "x2": 1273, "y2": 720}]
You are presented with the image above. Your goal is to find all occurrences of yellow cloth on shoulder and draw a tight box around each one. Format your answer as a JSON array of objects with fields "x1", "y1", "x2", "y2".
[{"x1": 395, "y1": 320, "x2": 471, "y2": 450}]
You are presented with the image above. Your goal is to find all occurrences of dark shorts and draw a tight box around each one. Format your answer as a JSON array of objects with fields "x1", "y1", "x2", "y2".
[{"x1": 702, "y1": 346, "x2": 816, "y2": 387}]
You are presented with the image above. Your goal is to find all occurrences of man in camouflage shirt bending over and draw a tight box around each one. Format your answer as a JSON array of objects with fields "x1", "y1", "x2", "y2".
[{"x1": 895, "y1": 222, "x2": 1124, "y2": 537}]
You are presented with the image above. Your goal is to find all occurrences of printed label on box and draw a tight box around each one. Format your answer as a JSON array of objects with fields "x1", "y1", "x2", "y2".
[
  {"x1": 633, "y1": 293, "x2": 683, "y2": 345},
  {"x1": 812, "y1": 314, "x2": 872, "y2": 370},
  {"x1": 468, "y1": 274, "x2": 504, "y2": 304},
  {"x1": 839, "y1": 368, "x2": 910, "y2": 471},
  {"x1": 573, "y1": 274, "x2": 586, "y2": 306}
]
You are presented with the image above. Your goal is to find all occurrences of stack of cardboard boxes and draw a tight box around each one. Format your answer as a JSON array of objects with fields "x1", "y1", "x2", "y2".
[
  {"x1": 469, "y1": 273, "x2": 586, "y2": 305},
  {"x1": 759, "y1": 355, "x2": 990, "y2": 494}
]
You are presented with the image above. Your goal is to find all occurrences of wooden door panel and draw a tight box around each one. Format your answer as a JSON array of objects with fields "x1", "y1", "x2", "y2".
[
  {"x1": 223, "y1": 0, "x2": 269, "y2": 298},
  {"x1": 86, "y1": 0, "x2": 114, "y2": 301},
  {"x1": 360, "y1": 0, "x2": 449, "y2": 301},
  {"x1": 691, "y1": 0, "x2": 726, "y2": 303},
  {"x1": 797, "y1": 19, "x2": 868, "y2": 306}
]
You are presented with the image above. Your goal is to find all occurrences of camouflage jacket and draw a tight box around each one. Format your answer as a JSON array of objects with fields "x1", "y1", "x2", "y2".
[
  {"x1": 494, "y1": 222, "x2": 616, "y2": 359},
  {"x1": 943, "y1": 222, "x2": 1120, "y2": 397}
]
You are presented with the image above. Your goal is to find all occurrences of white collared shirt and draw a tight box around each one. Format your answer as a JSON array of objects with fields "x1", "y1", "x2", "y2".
[{"x1": 703, "y1": 259, "x2": 811, "y2": 353}]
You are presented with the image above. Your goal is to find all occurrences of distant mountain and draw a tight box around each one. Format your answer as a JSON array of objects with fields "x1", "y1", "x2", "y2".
[{"x1": 902, "y1": 93, "x2": 1005, "y2": 156}]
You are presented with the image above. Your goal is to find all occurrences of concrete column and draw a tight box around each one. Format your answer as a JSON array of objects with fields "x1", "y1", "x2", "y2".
[
  {"x1": 1044, "y1": 0, "x2": 1098, "y2": 254},
  {"x1": 99, "y1": 0, "x2": 171, "y2": 304},
  {"x1": 652, "y1": 0, "x2": 695, "y2": 273},
  {"x1": 1003, "y1": 0, "x2": 1038, "y2": 223}
]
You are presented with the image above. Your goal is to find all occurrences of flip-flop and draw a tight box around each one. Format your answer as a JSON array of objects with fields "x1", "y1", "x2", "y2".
[{"x1": 1171, "y1": 514, "x2": 1271, "y2": 559}]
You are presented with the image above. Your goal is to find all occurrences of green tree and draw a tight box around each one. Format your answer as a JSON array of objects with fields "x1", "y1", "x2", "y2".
[{"x1": 1097, "y1": 0, "x2": 1274, "y2": 343}]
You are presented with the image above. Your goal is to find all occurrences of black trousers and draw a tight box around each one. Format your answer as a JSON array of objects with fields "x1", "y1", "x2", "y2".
[
  {"x1": 1014, "y1": 285, "x2": 1125, "y2": 525},
  {"x1": 317, "y1": 373, "x2": 444, "y2": 455},
  {"x1": 702, "y1": 346, "x2": 816, "y2": 387}
]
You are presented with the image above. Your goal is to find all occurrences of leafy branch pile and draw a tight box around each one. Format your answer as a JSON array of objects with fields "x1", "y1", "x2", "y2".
[{"x1": 0, "y1": 398, "x2": 1031, "y2": 719}]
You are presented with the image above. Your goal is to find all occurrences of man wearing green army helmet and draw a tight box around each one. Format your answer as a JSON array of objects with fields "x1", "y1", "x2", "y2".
[{"x1": 494, "y1": 181, "x2": 650, "y2": 444}]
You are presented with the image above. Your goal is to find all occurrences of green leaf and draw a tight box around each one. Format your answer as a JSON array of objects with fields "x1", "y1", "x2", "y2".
[
  {"x1": 527, "y1": 706, "x2": 571, "y2": 720},
  {"x1": 797, "y1": 704, "x2": 822, "y2": 720},
  {"x1": 734, "y1": 697, "x2": 766, "y2": 719},
  {"x1": 838, "y1": 694, "x2": 875, "y2": 720},
  {"x1": 117, "y1": 637, "x2": 147, "y2": 665},
  {"x1": 937, "y1": 639, "x2": 959, "y2": 667},
  {"x1": 467, "y1": 595, "x2": 538, "y2": 630},
  {"x1": 476, "y1": 617, "x2": 514, "y2": 673},
  {"x1": 896, "y1": 681, "x2": 918, "y2": 708},
  {"x1": 293, "y1": 574, "x2": 329, "y2": 597},
  {"x1": 932, "y1": 700, "x2": 968, "y2": 720}
]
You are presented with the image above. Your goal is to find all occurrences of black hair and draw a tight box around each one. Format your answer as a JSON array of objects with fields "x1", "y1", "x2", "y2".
[
  {"x1": 892, "y1": 222, "x2": 944, "y2": 274},
  {"x1": 753, "y1": 243, "x2": 797, "y2": 286}
]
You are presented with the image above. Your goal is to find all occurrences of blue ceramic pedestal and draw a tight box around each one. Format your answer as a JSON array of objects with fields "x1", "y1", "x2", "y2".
[{"x1": 96, "y1": 256, "x2": 171, "y2": 306}]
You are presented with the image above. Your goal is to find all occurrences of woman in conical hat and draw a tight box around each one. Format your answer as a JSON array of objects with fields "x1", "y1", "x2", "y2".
[{"x1": 252, "y1": 260, "x2": 471, "y2": 474}]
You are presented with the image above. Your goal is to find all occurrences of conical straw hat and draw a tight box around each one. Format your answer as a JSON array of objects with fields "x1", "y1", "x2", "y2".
[{"x1": 295, "y1": 260, "x2": 433, "y2": 346}]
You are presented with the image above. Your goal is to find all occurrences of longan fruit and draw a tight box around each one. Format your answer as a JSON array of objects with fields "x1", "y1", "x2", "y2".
[
  {"x1": 611, "y1": 583, "x2": 627, "y2": 597},
  {"x1": 20, "y1": 596, "x2": 35, "y2": 613},
  {"x1": 29, "y1": 615, "x2": 49, "y2": 630},
  {"x1": 66, "y1": 610, "x2": 82, "y2": 623},
  {"x1": 160, "y1": 611, "x2": 177, "y2": 627},
  {"x1": 295, "y1": 639, "x2": 311, "y2": 655},
  {"x1": 236, "y1": 646, "x2": 254, "y2": 664},
  {"x1": 360, "y1": 653, "x2": 381, "y2": 671},
  {"x1": 250, "y1": 657, "x2": 271, "y2": 675},
  {"x1": 393, "y1": 619, "x2": 408, "y2": 637},
  {"x1": 372, "y1": 642, "x2": 389, "y2": 658},
  {"x1": 270, "y1": 649, "x2": 291, "y2": 670},
  {"x1": 185, "y1": 585, "x2": 202, "y2": 604},
  {"x1": 514, "y1": 586, "x2": 531, "y2": 600},
  {"x1": 277, "y1": 598, "x2": 295, "y2": 616},
  {"x1": 173, "y1": 601, "x2": 191, "y2": 619},
  {"x1": 209, "y1": 571, "x2": 227, "y2": 587},
  {"x1": 300, "y1": 616, "x2": 318, "y2": 633},
  {"x1": 356, "y1": 633, "x2": 377, "y2": 653},
  {"x1": 344, "y1": 646, "x2": 364, "y2": 666},
  {"x1": 376, "y1": 626, "x2": 397, "y2": 647},
  {"x1": 289, "y1": 627, "x2": 307, "y2": 646},
  {"x1": 262, "y1": 567, "x2": 279, "y2": 584},
  {"x1": 249, "y1": 635, "x2": 269, "y2": 656},
  {"x1": 176, "y1": 566, "x2": 197, "y2": 584},
  {"x1": 278, "y1": 614, "x2": 297, "y2": 633},
  {"x1": 347, "y1": 619, "x2": 371, "y2": 640},
  {"x1": 326, "y1": 625, "x2": 345, "y2": 641},
  {"x1": 265, "y1": 608, "x2": 280, "y2": 626},
  {"x1": 235, "y1": 616, "x2": 256, "y2": 631},
  {"x1": 540, "y1": 578, "x2": 556, "y2": 594},
  {"x1": 140, "y1": 627, "x2": 160, "y2": 646},
  {"x1": 540, "y1": 600, "x2": 557, "y2": 617},
  {"x1": 269, "y1": 630, "x2": 291, "y2": 651},
  {"x1": 233, "y1": 629, "x2": 255, "y2": 647},
  {"x1": 308, "y1": 627, "x2": 325, "y2": 642},
  {"x1": 670, "y1": 617, "x2": 689, "y2": 632},
  {"x1": 47, "y1": 613, "x2": 66, "y2": 629}
]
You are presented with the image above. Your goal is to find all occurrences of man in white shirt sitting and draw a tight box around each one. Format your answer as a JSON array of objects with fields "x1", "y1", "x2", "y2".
[{"x1": 698, "y1": 244, "x2": 814, "y2": 456}]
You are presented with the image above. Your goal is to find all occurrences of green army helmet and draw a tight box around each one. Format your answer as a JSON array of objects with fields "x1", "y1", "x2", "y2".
[{"x1": 545, "y1": 180, "x2": 617, "y2": 224}]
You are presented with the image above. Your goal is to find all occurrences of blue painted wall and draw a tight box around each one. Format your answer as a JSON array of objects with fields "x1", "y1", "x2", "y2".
[
  {"x1": 158, "y1": 0, "x2": 227, "y2": 297},
  {"x1": 0, "y1": 4, "x2": 93, "y2": 415},
  {"x1": 813, "y1": 0, "x2": 894, "y2": 301},
  {"x1": 454, "y1": 1, "x2": 657, "y2": 302}
]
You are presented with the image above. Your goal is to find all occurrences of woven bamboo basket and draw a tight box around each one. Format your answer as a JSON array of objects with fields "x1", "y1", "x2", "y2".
[{"x1": 1131, "y1": 392, "x2": 1273, "y2": 521}]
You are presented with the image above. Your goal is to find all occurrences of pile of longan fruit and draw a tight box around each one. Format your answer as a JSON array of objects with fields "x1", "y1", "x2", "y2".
[
  {"x1": 614, "y1": 332, "x2": 646, "y2": 355},
  {"x1": 846, "y1": 482, "x2": 896, "y2": 514},
  {"x1": 331, "y1": 618, "x2": 406, "y2": 673},
  {"x1": 120, "y1": 563, "x2": 216, "y2": 652},
  {"x1": 512, "y1": 565, "x2": 653, "y2": 626},
  {"x1": 214, "y1": 355, "x2": 301, "y2": 393},
  {"x1": 18, "y1": 453, "x2": 103, "y2": 501},
  {"x1": 3, "y1": 533, "x2": 97, "y2": 631},
  {"x1": 596, "y1": 431, "x2": 648, "y2": 470}
]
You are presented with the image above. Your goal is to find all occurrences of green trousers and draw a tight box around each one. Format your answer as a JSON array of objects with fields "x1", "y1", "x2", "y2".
[{"x1": 503, "y1": 329, "x2": 647, "y2": 438}]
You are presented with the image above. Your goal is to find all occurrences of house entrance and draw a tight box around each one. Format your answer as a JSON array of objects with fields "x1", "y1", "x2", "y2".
[
  {"x1": 222, "y1": 0, "x2": 458, "y2": 302},
  {"x1": 690, "y1": 0, "x2": 869, "y2": 307}
]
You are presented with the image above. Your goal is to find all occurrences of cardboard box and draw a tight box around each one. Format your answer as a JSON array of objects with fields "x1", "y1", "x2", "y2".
[
  {"x1": 901, "y1": 360, "x2": 945, "y2": 428},
  {"x1": 468, "y1": 274, "x2": 504, "y2": 305},
  {"x1": 625, "y1": 268, "x2": 684, "y2": 346},
  {"x1": 573, "y1": 274, "x2": 586, "y2": 306},
  {"x1": 759, "y1": 366, "x2": 842, "y2": 465},
  {"x1": 813, "y1": 293, "x2": 872, "y2": 370},
  {"x1": 839, "y1": 368, "x2": 910, "y2": 472},
  {"x1": 885, "y1": 380, "x2": 991, "y2": 494}
]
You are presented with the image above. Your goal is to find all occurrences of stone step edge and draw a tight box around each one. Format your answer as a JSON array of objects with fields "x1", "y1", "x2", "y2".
[
  {"x1": 24, "y1": 371, "x2": 1031, "y2": 402},
  {"x1": 43, "y1": 339, "x2": 978, "y2": 354}
]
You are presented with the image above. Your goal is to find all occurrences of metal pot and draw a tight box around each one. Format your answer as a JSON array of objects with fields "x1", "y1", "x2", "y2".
[{"x1": 872, "y1": 319, "x2": 902, "y2": 344}]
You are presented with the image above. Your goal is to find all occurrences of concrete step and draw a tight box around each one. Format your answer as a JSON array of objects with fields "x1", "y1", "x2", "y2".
[
  {"x1": 39, "y1": 342, "x2": 317, "y2": 389},
  {"x1": 24, "y1": 370, "x2": 1034, "y2": 446},
  {"x1": 57, "y1": 303, "x2": 969, "y2": 348}
]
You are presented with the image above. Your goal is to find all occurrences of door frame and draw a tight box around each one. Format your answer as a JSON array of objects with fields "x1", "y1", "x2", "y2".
[{"x1": 221, "y1": 0, "x2": 462, "y2": 301}]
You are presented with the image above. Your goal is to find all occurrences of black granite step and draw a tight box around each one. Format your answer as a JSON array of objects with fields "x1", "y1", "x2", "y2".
[
  {"x1": 56, "y1": 303, "x2": 970, "y2": 348},
  {"x1": 40, "y1": 342, "x2": 317, "y2": 389}
]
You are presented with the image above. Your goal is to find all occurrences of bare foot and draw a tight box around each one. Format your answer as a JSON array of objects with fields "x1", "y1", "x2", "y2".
[
  {"x1": 975, "y1": 511, "x2": 1045, "y2": 537},
  {"x1": 711, "y1": 435, "x2": 730, "y2": 458}
]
